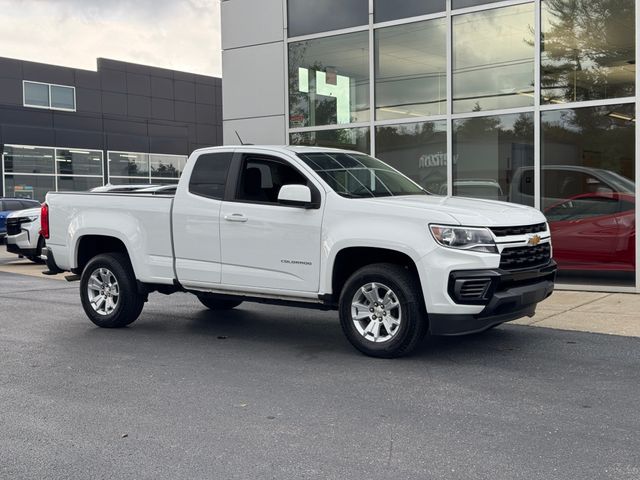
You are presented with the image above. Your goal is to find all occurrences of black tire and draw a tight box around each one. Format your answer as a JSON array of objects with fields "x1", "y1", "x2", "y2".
[
  {"x1": 339, "y1": 263, "x2": 427, "y2": 358},
  {"x1": 80, "y1": 252, "x2": 145, "y2": 328},
  {"x1": 197, "y1": 294, "x2": 243, "y2": 310}
]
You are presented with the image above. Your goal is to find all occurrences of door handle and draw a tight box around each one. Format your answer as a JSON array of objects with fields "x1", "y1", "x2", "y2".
[{"x1": 224, "y1": 213, "x2": 248, "y2": 223}]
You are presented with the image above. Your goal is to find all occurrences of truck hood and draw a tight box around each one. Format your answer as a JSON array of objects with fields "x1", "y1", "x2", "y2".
[
  {"x1": 7, "y1": 207, "x2": 40, "y2": 218},
  {"x1": 364, "y1": 195, "x2": 545, "y2": 226}
]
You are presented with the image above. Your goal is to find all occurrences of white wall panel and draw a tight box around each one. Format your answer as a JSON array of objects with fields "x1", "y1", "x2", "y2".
[
  {"x1": 221, "y1": 0, "x2": 284, "y2": 50},
  {"x1": 222, "y1": 42, "x2": 285, "y2": 121},
  {"x1": 223, "y1": 115, "x2": 286, "y2": 145}
]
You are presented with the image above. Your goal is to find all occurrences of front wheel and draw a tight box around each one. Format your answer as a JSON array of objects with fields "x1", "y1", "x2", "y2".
[
  {"x1": 80, "y1": 253, "x2": 145, "y2": 328},
  {"x1": 339, "y1": 263, "x2": 427, "y2": 358}
]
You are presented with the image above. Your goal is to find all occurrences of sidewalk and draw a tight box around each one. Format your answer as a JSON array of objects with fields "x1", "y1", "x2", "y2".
[{"x1": 1, "y1": 248, "x2": 639, "y2": 338}]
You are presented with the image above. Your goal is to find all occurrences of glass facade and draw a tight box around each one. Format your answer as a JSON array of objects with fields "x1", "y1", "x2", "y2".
[
  {"x1": 453, "y1": 113, "x2": 534, "y2": 204},
  {"x1": 290, "y1": 127, "x2": 371, "y2": 153},
  {"x1": 107, "y1": 151, "x2": 186, "y2": 185},
  {"x1": 453, "y1": 3, "x2": 535, "y2": 113},
  {"x1": 2, "y1": 145, "x2": 186, "y2": 201},
  {"x1": 287, "y1": 0, "x2": 368, "y2": 37},
  {"x1": 286, "y1": 0, "x2": 638, "y2": 290},
  {"x1": 376, "y1": 19, "x2": 447, "y2": 120},
  {"x1": 541, "y1": 0, "x2": 635, "y2": 104},
  {"x1": 289, "y1": 32, "x2": 370, "y2": 128}
]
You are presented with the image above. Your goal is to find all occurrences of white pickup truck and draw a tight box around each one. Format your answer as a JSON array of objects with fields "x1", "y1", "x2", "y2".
[{"x1": 42, "y1": 146, "x2": 556, "y2": 357}]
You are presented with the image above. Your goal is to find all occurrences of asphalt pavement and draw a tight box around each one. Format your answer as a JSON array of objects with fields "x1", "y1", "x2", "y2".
[{"x1": 1, "y1": 271, "x2": 639, "y2": 480}]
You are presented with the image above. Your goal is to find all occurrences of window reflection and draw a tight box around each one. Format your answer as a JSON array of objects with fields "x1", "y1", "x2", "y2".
[
  {"x1": 288, "y1": 0, "x2": 368, "y2": 37},
  {"x1": 289, "y1": 32, "x2": 370, "y2": 128},
  {"x1": 374, "y1": 0, "x2": 445, "y2": 23},
  {"x1": 56, "y1": 149, "x2": 103, "y2": 176},
  {"x1": 375, "y1": 121, "x2": 447, "y2": 194},
  {"x1": 453, "y1": 112, "x2": 534, "y2": 205},
  {"x1": 290, "y1": 127, "x2": 371, "y2": 153},
  {"x1": 150, "y1": 154, "x2": 186, "y2": 178},
  {"x1": 542, "y1": 104, "x2": 635, "y2": 286},
  {"x1": 108, "y1": 152, "x2": 149, "y2": 177},
  {"x1": 453, "y1": 4, "x2": 535, "y2": 113},
  {"x1": 4, "y1": 175, "x2": 55, "y2": 202},
  {"x1": 3, "y1": 146, "x2": 54, "y2": 174},
  {"x1": 375, "y1": 19, "x2": 447, "y2": 120},
  {"x1": 541, "y1": 0, "x2": 635, "y2": 104}
]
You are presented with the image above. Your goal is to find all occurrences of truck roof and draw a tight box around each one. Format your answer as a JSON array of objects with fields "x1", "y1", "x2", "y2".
[{"x1": 191, "y1": 145, "x2": 362, "y2": 156}]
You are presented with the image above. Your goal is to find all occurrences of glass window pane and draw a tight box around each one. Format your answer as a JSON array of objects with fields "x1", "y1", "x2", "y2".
[
  {"x1": 375, "y1": 120, "x2": 447, "y2": 194},
  {"x1": 289, "y1": 32, "x2": 370, "y2": 128},
  {"x1": 290, "y1": 127, "x2": 371, "y2": 154},
  {"x1": 453, "y1": 0, "x2": 506, "y2": 9},
  {"x1": 541, "y1": 104, "x2": 635, "y2": 287},
  {"x1": 57, "y1": 176, "x2": 103, "y2": 192},
  {"x1": 453, "y1": 4, "x2": 535, "y2": 113},
  {"x1": 453, "y1": 112, "x2": 534, "y2": 204},
  {"x1": 374, "y1": 0, "x2": 445, "y2": 23},
  {"x1": 541, "y1": 0, "x2": 635, "y2": 104},
  {"x1": 376, "y1": 19, "x2": 446, "y2": 120},
  {"x1": 288, "y1": 0, "x2": 368, "y2": 37},
  {"x1": 50, "y1": 85, "x2": 75, "y2": 110},
  {"x1": 4, "y1": 175, "x2": 55, "y2": 202},
  {"x1": 55, "y1": 149, "x2": 103, "y2": 176},
  {"x1": 151, "y1": 178, "x2": 180, "y2": 185},
  {"x1": 189, "y1": 152, "x2": 234, "y2": 200},
  {"x1": 23, "y1": 82, "x2": 49, "y2": 107},
  {"x1": 150, "y1": 154, "x2": 187, "y2": 178},
  {"x1": 108, "y1": 152, "x2": 149, "y2": 178},
  {"x1": 3, "y1": 146, "x2": 55, "y2": 174}
]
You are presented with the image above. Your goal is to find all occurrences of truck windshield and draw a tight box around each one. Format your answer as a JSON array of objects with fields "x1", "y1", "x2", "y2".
[{"x1": 296, "y1": 152, "x2": 427, "y2": 198}]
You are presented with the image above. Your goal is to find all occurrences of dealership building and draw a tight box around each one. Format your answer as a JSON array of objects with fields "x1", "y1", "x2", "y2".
[
  {"x1": 221, "y1": 0, "x2": 638, "y2": 291},
  {"x1": 0, "y1": 56, "x2": 222, "y2": 201}
]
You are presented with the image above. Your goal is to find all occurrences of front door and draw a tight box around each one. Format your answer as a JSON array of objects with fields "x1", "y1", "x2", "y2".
[{"x1": 220, "y1": 154, "x2": 323, "y2": 292}]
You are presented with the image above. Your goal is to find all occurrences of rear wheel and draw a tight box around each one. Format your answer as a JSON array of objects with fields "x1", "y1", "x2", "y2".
[
  {"x1": 80, "y1": 253, "x2": 145, "y2": 328},
  {"x1": 339, "y1": 263, "x2": 427, "y2": 358},
  {"x1": 197, "y1": 294, "x2": 243, "y2": 311}
]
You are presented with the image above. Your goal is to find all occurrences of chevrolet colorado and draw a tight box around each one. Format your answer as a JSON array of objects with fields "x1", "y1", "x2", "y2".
[{"x1": 42, "y1": 146, "x2": 556, "y2": 357}]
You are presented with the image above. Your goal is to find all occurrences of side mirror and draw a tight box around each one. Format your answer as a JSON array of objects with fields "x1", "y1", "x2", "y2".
[{"x1": 278, "y1": 184, "x2": 313, "y2": 207}]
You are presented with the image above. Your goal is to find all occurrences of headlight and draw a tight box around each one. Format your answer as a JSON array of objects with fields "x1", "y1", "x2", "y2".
[{"x1": 429, "y1": 225, "x2": 498, "y2": 253}]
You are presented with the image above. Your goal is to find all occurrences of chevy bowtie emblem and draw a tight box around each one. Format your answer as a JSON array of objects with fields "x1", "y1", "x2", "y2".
[{"x1": 527, "y1": 234, "x2": 541, "y2": 246}]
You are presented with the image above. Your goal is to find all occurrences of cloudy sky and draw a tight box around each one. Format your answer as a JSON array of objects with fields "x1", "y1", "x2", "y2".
[{"x1": 0, "y1": 0, "x2": 221, "y2": 76}]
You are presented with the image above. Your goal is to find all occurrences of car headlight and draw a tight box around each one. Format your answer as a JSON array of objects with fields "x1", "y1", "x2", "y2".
[{"x1": 429, "y1": 225, "x2": 498, "y2": 254}]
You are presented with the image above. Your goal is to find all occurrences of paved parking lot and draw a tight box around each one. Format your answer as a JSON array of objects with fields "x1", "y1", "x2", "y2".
[{"x1": 1, "y1": 267, "x2": 639, "y2": 479}]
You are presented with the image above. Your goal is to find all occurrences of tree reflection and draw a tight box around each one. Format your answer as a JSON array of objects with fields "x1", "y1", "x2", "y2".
[{"x1": 542, "y1": 0, "x2": 635, "y2": 103}]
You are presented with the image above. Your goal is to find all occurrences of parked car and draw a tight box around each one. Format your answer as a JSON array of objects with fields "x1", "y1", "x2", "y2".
[
  {"x1": 510, "y1": 165, "x2": 635, "y2": 208},
  {"x1": 5, "y1": 207, "x2": 45, "y2": 262},
  {"x1": 42, "y1": 146, "x2": 556, "y2": 358},
  {"x1": 439, "y1": 179, "x2": 504, "y2": 200},
  {"x1": 0, "y1": 198, "x2": 41, "y2": 242},
  {"x1": 545, "y1": 192, "x2": 635, "y2": 272}
]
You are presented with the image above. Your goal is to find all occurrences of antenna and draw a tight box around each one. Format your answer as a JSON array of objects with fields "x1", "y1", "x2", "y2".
[{"x1": 235, "y1": 130, "x2": 245, "y2": 145}]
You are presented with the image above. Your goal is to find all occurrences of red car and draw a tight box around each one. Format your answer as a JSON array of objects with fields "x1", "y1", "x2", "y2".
[{"x1": 544, "y1": 192, "x2": 635, "y2": 272}]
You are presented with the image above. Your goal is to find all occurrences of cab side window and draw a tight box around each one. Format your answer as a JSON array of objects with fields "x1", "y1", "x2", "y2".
[
  {"x1": 189, "y1": 152, "x2": 233, "y2": 200},
  {"x1": 236, "y1": 156, "x2": 307, "y2": 204}
]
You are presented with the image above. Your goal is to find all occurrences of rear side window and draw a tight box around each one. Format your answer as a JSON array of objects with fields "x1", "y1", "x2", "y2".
[{"x1": 189, "y1": 152, "x2": 233, "y2": 200}]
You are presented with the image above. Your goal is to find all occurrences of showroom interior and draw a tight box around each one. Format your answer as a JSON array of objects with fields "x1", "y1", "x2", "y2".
[{"x1": 221, "y1": 0, "x2": 638, "y2": 292}]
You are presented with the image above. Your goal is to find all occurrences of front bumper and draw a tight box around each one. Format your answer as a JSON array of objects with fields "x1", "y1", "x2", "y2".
[
  {"x1": 6, "y1": 242, "x2": 38, "y2": 256},
  {"x1": 429, "y1": 261, "x2": 557, "y2": 335}
]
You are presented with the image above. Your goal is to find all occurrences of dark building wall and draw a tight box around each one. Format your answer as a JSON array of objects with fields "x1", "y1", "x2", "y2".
[{"x1": 0, "y1": 56, "x2": 222, "y2": 182}]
